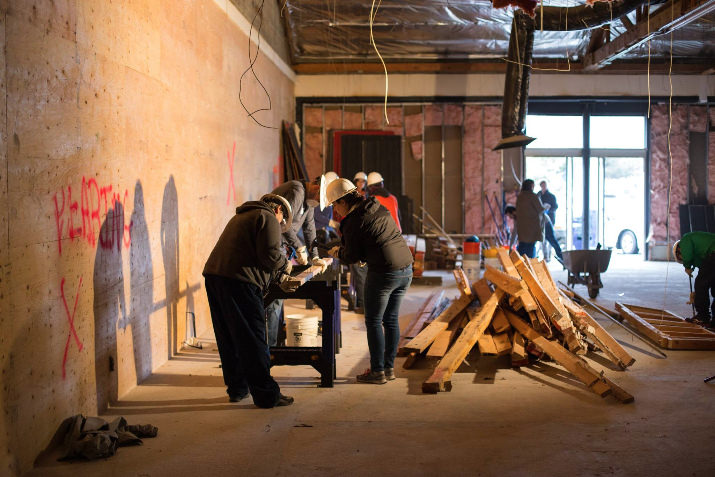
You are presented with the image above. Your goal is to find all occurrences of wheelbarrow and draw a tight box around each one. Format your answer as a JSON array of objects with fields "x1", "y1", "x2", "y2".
[{"x1": 561, "y1": 249, "x2": 612, "y2": 298}]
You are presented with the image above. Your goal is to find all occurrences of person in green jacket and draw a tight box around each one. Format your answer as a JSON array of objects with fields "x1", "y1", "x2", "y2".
[{"x1": 673, "y1": 231, "x2": 715, "y2": 328}]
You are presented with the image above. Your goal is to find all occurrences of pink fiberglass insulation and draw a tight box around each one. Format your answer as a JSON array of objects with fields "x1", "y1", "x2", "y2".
[
  {"x1": 410, "y1": 140, "x2": 423, "y2": 161},
  {"x1": 483, "y1": 105, "x2": 503, "y2": 236},
  {"x1": 304, "y1": 132, "x2": 323, "y2": 180},
  {"x1": 649, "y1": 104, "x2": 689, "y2": 242},
  {"x1": 405, "y1": 109, "x2": 423, "y2": 137},
  {"x1": 324, "y1": 108, "x2": 342, "y2": 131},
  {"x1": 688, "y1": 106, "x2": 707, "y2": 133},
  {"x1": 424, "y1": 104, "x2": 444, "y2": 126},
  {"x1": 385, "y1": 126, "x2": 403, "y2": 136},
  {"x1": 364, "y1": 105, "x2": 384, "y2": 129},
  {"x1": 463, "y1": 105, "x2": 484, "y2": 234},
  {"x1": 343, "y1": 109, "x2": 363, "y2": 130},
  {"x1": 387, "y1": 107, "x2": 404, "y2": 127},
  {"x1": 444, "y1": 104, "x2": 464, "y2": 126},
  {"x1": 710, "y1": 108, "x2": 715, "y2": 204},
  {"x1": 304, "y1": 107, "x2": 323, "y2": 129}
]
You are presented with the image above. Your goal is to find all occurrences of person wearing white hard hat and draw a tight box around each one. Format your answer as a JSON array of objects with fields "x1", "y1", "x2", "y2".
[
  {"x1": 313, "y1": 172, "x2": 338, "y2": 233},
  {"x1": 673, "y1": 232, "x2": 715, "y2": 329},
  {"x1": 203, "y1": 194, "x2": 296, "y2": 407},
  {"x1": 353, "y1": 171, "x2": 368, "y2": 198},
  {"x1": 326, "y1": 178, "x2": 413, "y2": 384},
  {"x1": 367, "y1": 171, "x2": 401, "y2": 231},
  {"x1": 267, "y1": 176, "x2": 331, "y2": 346}
]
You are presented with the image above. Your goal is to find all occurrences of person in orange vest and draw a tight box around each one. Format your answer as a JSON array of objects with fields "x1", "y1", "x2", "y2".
[{"x1": 367, "y1": 171, "x2": 401, "y2": 232}]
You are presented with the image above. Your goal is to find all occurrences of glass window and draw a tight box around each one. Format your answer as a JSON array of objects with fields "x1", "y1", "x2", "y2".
[
  {"x1": 590, "y1": 116, "x2": 646, "y2": 149},
  {"x1": 526, "y1": 115, "x2": 583, "y2": 149}
]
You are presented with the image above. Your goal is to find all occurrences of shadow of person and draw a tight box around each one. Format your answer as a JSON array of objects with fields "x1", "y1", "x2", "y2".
[
  {"x1": 93, "y1": 202, "x2": 127, "y2": 412},
  {"x1": 161, "y1": 176, "x2": 179, "y2": 359},
  {"x1": 127, "y1": 181, "x2": 154, "y2": 383}
]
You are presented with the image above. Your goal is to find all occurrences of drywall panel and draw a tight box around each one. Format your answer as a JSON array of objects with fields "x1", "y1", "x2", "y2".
[{"x1": 1, "y1": 1, "x2": 295, "y2": 474}]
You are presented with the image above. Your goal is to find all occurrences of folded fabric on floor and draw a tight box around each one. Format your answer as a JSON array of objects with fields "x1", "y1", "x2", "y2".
[{"x1": 43, "y1": 414, "x2": 158, "y2": 461}]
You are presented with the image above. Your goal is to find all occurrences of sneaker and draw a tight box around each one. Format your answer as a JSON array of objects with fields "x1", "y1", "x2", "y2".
[
  {"x1": 275, "y1": 394, "x2": 294, "y2": 407},
  {"x1": 356, "y1": 369, "x2": 387, "y2": 384},
  {"x1": 229, "y1": 391, "x2": 249, "y2": 403},
  {"x1": 384, "y1": 368, "x2": 396, "y2": 381}
]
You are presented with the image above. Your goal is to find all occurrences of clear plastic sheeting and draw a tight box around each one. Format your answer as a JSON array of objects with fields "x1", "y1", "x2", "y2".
[{"x1": 280, "y1": 0, "x2": 715, "y2": 64}]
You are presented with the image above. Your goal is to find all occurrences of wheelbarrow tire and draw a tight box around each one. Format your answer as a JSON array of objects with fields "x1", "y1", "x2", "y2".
[
  {"x1": 588, "y1": 274, "x2": 600, "y2": 298},
  {"x1": 588, "y1": 286, "x2": 599, "y2": 299}
]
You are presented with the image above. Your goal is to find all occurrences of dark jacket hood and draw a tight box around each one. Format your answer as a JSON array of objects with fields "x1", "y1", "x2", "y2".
[{"x1": 236, "y1": 201, "x2": 272, "y2": 215}]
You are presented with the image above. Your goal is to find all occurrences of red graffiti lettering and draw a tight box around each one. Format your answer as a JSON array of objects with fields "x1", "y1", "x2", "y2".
[
  {"x1": 61, "y1": 276, "x2": 84, "y2": 379},
  {"x1": 52, "y1": 177, "x2": 132, "y2": 255},
  {"x1": 53, "y1": 189, "x2": 66, "y2": 255},
  {"x1": 227, "y1": 142, "x2": 236, "y2": 206}
]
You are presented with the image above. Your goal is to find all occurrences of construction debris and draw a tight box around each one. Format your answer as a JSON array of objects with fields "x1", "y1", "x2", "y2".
[
  {"x1": 616, "y1": 303, "x2": 715, "y2": 350},
  {"x1": 398, "y1": 248, "x2": 635, "y2": 403}
]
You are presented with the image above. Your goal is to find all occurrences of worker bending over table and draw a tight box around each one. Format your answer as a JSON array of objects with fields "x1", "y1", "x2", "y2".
[
  {"x1": 203, "y1": 194, "x2": 296, "y2": 408},
  {"x1": 674, "y1": 231, "x2": 715, "y2": 330}
]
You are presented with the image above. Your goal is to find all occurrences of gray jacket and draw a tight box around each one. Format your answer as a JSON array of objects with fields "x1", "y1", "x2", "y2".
[
  {"x1": 516, "y1": 190, "x2": 545, "y2": 243},
  {"x1": 203, "y1": 201, "x2": 289, "y2": 294},
  {"x1": 272, "y1": 180, "x2": 318, "y2": 258}
]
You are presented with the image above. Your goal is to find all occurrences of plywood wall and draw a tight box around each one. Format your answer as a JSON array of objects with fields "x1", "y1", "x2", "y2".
[{"x1": 0, "y1": 1, "x2": 294, "y2": 474}]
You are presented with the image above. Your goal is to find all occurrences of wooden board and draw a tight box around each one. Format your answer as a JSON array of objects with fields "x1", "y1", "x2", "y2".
[
  {"x1": 284, "y1": 258, "x2": 334, "y2": 287},
  {"x1": 491, "y1": 309, "x2": 511, "y2": 333},
  {"x1": 453, "y1": 268, "x2": 473, "y2": 297},
  {"x1": 511, "y1": 331, "x2": 529, "y2": 366},
  {"x1": 401, "y1": 294, "x2": 473, "y2": 353},
  {"x1": 484, "y1": 265, "x2": 524, "y2": 296},
  {"x1": 478, "y1": 331, "x2": 498, "y2": 355},
  {"x1": 426, "y1": 329, "x2": 454, "y2": 357},
  {"x1": 616, "y1": 302, "x2": 715, "y2": 350},
  {"x1": 398, "y1": 290, "x2": 444, "y2": 351},
  {"x1": 472, "y1": 278, "x2": 493, "y2": 305},
  {"x1": 422, "y1": 290, "x2": 504, "y2": 392},
  {"x1": 504, "y1": 311, "x2": 617, "y2": 399},
  {"x1": 492, "y1": 331, "x2": 513, "y2": 356}
]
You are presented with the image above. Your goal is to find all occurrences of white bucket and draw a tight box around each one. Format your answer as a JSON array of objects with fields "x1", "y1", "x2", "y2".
[
  {"x1": 463, "y1": 254, "x2": 481, "y2": 284},
  {"x1": 285, "y1": 314, "x2": 320, "y2": 347}
]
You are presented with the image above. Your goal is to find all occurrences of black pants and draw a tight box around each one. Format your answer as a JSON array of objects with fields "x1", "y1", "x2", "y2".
[
  {"x1": 694, "y1": 253, "x2": 715, "y2": 319},
  {"x1": 544, "y1": 220, "x2": 563, "y2": 260},
  {"x1": 205, "y1": 275, "x2": 281, "y2": 408}
]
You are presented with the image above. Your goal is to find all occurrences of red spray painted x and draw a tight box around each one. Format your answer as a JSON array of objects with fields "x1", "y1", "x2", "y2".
[
  {"x1": 227, "y1": 142, "x2": 236, "y2": 206},
  {"x1": 61, "y1": 276, "x2": 84, "y2": 379}
]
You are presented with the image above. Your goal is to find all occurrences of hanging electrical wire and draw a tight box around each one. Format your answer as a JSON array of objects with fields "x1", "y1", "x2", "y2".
[
  {"x1": 369, "y1": 0, "x2": 390, "y2": 125},
  {"x1": 238, "y1": 0, "x2": 277, "y2": 129}
]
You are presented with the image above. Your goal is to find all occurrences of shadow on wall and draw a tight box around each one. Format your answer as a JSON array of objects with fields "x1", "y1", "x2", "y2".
[
  {"x1": 93, "y1": 202, "x2": 127, "y2": 412},
  {"x1": 161, "y1": 176, "x2": 179, "y2": 359},
  {"x1": 128, "y1": 181, "x2": 153, "y2": 383}
]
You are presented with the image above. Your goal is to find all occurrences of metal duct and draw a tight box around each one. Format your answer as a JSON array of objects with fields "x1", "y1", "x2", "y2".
[{"x1": 495, "y1": 11, "x2": 536, "y2": 151}]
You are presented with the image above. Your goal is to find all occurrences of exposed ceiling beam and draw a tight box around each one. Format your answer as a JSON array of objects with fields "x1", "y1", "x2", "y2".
[
  {"x1": 292, "y1": 61, "x2": 713, "y2": 75},
  {"x1": 583, "y1": 0, "x2": 715, "y2": 70}
]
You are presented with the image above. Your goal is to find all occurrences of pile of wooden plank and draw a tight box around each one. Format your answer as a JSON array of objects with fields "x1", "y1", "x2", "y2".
[
  {"x1": 398, "y1": 249, "x2": 636, "y2": 403},
  {"x1": 425, "y1": 237, "x2": 461, "y2": 270}
]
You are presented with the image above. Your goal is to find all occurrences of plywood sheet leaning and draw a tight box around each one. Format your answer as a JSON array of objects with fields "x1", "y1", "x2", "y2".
[
  {"x1": 398, "y1": 289, "x2": 445, "y2": 352},
  {"x1": 616, "y1": 303, "x2": 715, "y2": 350}
]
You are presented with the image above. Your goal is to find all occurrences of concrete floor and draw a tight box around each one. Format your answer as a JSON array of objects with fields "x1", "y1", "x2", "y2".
[{"x1": 30, "y1": 254, "x2": 715, "y2": 476}]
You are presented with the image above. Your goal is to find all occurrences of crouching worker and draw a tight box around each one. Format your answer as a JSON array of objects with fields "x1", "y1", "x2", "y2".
[
  {"x1": 673, "y1": 231, "x2": 715, "y2": 329},
  {"x1": 326, "y1": 179, "x2": 413, "y2": 384},
  {"x1": 203, "y1": 194, "x2": 297, "y2": 407}
]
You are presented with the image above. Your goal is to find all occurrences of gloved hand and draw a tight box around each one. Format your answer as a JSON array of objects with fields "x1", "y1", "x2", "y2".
[
  {"x1": 328, "y1": 246, "x2": 341, "y2": 258},
  {"x1": 329, "y1": 219, "x2": 340, "y2": 229},
  {"x1": 296, "y1": 246, "x2": 309, "y2": 265},
  {"x1": 284, "y1": 260, "x2": 293, "y2": 276},
  {"x1": 279, "y1": 273, "x2": 299, "y2": 293},
  {"x1": 311, "y1": 257, "x2": 328, "y2": 274}
]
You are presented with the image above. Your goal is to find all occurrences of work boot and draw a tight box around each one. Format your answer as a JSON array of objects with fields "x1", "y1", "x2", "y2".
[
  {"x1": 356, "y1": 369, "x2": 387, "y2": 384},
  {"x1": 275, "y1": 394, "x2": 294, "y2": 407},
  {"x1": 229, "y1": 391, "x2": 249, "y2": 403},
  {"x1": 384, "y1": 367, "x2": 396, "y2": 381}
]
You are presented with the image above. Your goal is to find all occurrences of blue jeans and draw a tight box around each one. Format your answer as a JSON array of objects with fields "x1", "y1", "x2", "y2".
[
  {"x1": 364, "y1": 266, "x2": 413, "y2": 372},
  {"x1": 517, "y1": 241, "x2": 536, "y2": 258}
]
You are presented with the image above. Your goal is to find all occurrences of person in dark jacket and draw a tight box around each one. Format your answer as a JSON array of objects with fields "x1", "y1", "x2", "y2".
[
  {"x1": 267, "y1": 178, "x2": 329, "y2": 345},
  {"x1": 537, "y1": 180, "x2": 560, "y2": 261},
  {"x1": 203, "y1": 194, "x2": 296, "y2": 408},
  {"x1": 326, "y1": 178, "x2": 413, "y2": 384}
]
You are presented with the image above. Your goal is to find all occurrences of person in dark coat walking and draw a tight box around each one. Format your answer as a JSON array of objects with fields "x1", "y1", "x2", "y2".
[
  {"x1": 537, "y1": 180, "x2": 560, "y2": 261},
  {"x1": 326, "y1": 179, "x2": 413, "y2": 384},
  {"x1": 203, "y1": 194, "x2": 296, "y2": 408}
]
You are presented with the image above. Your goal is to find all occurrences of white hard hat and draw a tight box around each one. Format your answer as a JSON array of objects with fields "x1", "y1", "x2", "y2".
[
  {"x1": 673, "y1": 240, "x2": 682, "y2": 263},
  {"x1": 353, "y1": 171, "x2": 367, "y2": 182},
  {"x1": 324, "y1": 171, "x2": 339, "y2": 184},
  {"x1": 318, "y1": 174, "x2": 328, "y2": 211},
  {"x1": 326, "y1": 178, "x2": 358, "y2": 206},
  {"x1": 367, "y1": 171, "x2": 384, "y2": 186},
  {"x1": 261, "y1": 193, "x2": 293, "y2": 232}
]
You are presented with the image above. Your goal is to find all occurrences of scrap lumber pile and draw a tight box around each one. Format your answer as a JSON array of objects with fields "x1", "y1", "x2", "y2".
[
  {"x1": 398, "y1": 248, "x2": 635, "y2": 403},
  {"x1": 425, "y1": 237, "x2": 461, "y2": 270}
]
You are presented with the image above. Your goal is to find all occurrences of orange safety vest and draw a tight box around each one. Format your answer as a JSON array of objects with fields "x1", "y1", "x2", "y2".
[{"x1": 375, "y1": 194, "x2": 401, "y2": 232}]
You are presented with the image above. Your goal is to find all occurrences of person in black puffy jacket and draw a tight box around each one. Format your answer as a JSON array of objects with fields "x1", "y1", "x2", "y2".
[
  {"x1": 326, "y1": 179, "x2": 413, "y2": 384},
  {"x1": 203, "y1": 194, "x2": 295, "y2": 408}
]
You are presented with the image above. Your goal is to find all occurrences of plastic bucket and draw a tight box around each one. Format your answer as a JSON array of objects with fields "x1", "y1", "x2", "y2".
[
  {"x1": 285, "y1": 314, "x2": 319, "y2": 346},
  {"x1": 463, "y1": 241, "x2": 481, "y2": 256},
  {"x1": 463, "y1": 254, "x2": 481, "y2": 283}
]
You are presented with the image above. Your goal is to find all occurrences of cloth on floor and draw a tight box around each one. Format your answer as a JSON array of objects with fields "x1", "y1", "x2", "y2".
[{"x1": 39, "y1": 414, "x2": 158, "y2": 462}]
